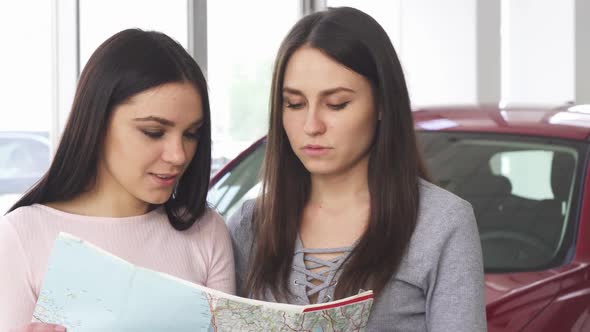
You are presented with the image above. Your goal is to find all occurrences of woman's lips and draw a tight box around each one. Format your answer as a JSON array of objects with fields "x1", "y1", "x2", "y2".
[
  {"x1": 149, "y1": 173, "x2": 178, "y2": 186},
  {"x1": 302, "y1": 145, "x2": 332, "y2": 156}
]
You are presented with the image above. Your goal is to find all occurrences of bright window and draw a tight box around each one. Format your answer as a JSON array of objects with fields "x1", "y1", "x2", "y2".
[
  {"x1": 207, "y1": 1, "x2": 299, "y2": 172},
  {"x1": 79, "y1": 0, "x2": 188, "y2": 68},
  {"x1": 0, "y1": 1, "x2": 53, "y2": 214}
]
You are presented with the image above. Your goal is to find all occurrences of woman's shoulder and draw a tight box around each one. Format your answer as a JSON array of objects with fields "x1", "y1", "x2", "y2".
[
  {"x1": 2, "y1": 204, "x2": 51, "y2": 230},
  {"x1": 0, "y1": 205, "x2": 59, "y2": 264},
  {"x1": 182, "y1": 206, "x2": 229, "y2": 237},
  {"x1": 395, "y1": 180, "x2": 480, "y2": 286},
  {"x1": 226, "y1": 199, "x2": 256, "y2": 249},
  {"x1": 226, "y1": 199, "x2": 256, "y2": 233},
  {"x1": 405, "y1": 179, "x2": 478, "y2": 265},
  {"x1": 417, "y1": 178, "x2": 475, "y2": 230}
]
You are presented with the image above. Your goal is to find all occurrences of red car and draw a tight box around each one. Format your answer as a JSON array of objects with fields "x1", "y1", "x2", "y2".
[{"x1": 208, "y1": 105, "x2": 590, "y2": 331}]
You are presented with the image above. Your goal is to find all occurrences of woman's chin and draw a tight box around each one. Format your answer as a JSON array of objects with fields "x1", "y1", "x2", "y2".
[{"x1": 143, "y1": 193, "x2": 173, "y2": 205}]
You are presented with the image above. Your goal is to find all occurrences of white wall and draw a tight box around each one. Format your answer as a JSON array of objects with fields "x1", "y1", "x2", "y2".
[
  {"x1": 330, "y1": 0, "x2": 586, "y2": 107},
  {"x1": 576, "y1": 0, "x2": 590, "y2": 104},
  {"x1": 400, "y1": 0, "x2": 477, "y2": 106},
  {"x1": 0, "y1": 1, "x2": 52, "y2": 132},
  {"x1": 476, "y1": 0, "x2": 501, "y2": 104},
  {"x1": 328, "y1": 0, "x2": 403, "y2": 49},
  {"x1": 501, "y1": 0, "x2": 574, "y2": 105}
]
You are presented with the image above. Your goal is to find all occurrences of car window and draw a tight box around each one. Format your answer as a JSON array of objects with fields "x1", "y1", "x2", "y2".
[
  {"x1": 0, "y1": 133, "x2": 51, "y2": 213},
  {"x1": 0, "y1": 138, "x2": 49, "y2": 178},
  {"x1": 208, "y1": 144, "x2": 265, "y2": 218},
  {"x1": 419, "y1": 133, "x2": 580, "y2": 271},
  {"x1": 490, "y1": 150, "x2": 555, "y2": 200}
]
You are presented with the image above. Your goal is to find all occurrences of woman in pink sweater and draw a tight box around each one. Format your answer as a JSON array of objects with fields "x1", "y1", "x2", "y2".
[{"x1": 0, "y1": 29, "x2": 235, "y2": 331}]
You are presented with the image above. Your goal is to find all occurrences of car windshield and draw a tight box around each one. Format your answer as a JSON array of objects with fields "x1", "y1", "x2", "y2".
[
  {"x1": 208, "y1": 132, "x2": 585, "y2": 272},
  {"x1": 418, "y1": 132, "x2": 583, "y2": 272}
]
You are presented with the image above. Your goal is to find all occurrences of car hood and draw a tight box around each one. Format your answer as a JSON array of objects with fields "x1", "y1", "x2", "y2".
[
  {"x1": 484, "y1": 262, "x2": 587, "y2": 330},
  {"x1": 485, "y1": 270, "x2": 560, "y2": 305}
]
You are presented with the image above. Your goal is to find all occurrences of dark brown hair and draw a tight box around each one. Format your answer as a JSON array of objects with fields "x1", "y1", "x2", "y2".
[
  {"x1": 9, "y1": 29, "x2": 212, "y2": 231},
  {"x1": 247, "y1": 7, "x2": 430, "y2": 300}
]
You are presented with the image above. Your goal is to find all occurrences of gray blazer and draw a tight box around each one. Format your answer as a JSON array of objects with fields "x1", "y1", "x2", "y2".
[{"x1": 227, "y1": 179, "x2": 487, "y2": 332}]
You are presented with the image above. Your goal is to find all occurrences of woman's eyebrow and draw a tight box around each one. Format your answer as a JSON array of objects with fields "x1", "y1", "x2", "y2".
[
  {"x1": 133, "y1": 116, "x2": 203, "y2": 128},
  {"x1": 282, "y1": 87, "x2": 304, "y2": 96},
  {"x1": 133, "y1": 116, "x2": 175, "y2": 126},
  {"x1": 283, "y1": 86, "x2": 356, "y2": 97}
]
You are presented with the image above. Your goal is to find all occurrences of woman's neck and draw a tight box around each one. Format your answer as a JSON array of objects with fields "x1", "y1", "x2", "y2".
[
  {"x1": 46, "y1": 184, "x2": 151, "y2": 218},
  {"x1": 308, "y1": 159, "x2": 370, "y2": 210},
  {"x1": 308, "y1": 177, "x2": 369, "y2": 210},
  {"x1": 301, "y1": 161, "x2": 371, "y2": 249}
]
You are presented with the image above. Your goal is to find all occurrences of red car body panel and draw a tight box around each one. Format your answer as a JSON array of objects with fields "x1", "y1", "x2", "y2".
[
  {"x1": 210, "y1": 106, "x2": 590, "y2": 331},
  {"x1": 412, "y1": 106, "x2": 590, "y2": 141}
]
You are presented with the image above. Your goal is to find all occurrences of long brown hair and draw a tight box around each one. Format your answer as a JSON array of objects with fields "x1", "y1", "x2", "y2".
[
  {"x1": 247, "y1": 7, "x2": 430, "y2": 301},
  {"x1": 9, "y1": 29, "x2": 212, "y2": 231}
]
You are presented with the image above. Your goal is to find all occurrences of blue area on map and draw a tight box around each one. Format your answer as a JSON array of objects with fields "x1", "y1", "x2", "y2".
[{"x1": 34, "y1": 234, "x2": 213, "y2": 331}]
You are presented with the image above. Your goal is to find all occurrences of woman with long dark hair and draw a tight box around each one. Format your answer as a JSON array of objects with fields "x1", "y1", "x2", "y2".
[
  {"x1": 0, "y1": 29, "x2": 234, "y2": 331},
  {"x1": 228, "y1": 7, "x2": 486, "y2": 331}
]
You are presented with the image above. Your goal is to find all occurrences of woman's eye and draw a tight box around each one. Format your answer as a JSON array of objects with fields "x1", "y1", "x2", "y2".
[
  {"x1": 142, "y1": 130, "x2": 164, "y2": 139},
  {"x1": 285, "y1": 101, "x2": 304, "y2": 110},
  {"x1": 184, "y1": 131, "x2": 200, "y2": 140},
  {"x1": 327, "y1": 101, "x2": 350, "y2": 110}
]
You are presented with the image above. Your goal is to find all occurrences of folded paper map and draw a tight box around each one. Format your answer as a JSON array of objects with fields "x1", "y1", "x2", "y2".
[{"x1": 33, "y1": 232, "x2": 374, "y2": 331}]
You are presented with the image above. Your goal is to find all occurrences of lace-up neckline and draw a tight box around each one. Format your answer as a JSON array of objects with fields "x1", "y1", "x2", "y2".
[
  {"x1": 292, "y1": 235, "x2": 356, "y2": 303},
  {"x1": 294, "y1": 247, "x2": 353, "y2": 298}
]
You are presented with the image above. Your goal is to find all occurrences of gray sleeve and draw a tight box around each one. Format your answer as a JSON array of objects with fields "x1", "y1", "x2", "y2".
[
  {"x1": 226, "y1": 199, "x2": 256, "y2": 296},
  {"x1": 426, "y1": 200, "x2": 487, "y2": 332}
]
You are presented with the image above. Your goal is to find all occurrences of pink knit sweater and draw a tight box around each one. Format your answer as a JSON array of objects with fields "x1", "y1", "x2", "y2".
[{"x1": 0, "y1": 204, "x2": 235, "y2": 329}]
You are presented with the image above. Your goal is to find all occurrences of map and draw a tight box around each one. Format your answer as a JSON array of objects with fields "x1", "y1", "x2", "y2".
[{"x1": 33, "y1": 233, "x2": 373, "y2": 331}]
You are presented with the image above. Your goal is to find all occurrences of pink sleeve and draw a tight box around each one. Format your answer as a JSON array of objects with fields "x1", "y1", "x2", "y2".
[
  {"x1": 0, "y1": 220, "x2": 37, "y2": 330},
  {"x1": 204, "y1": 212, "x2": 236, "y2": 295}
]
